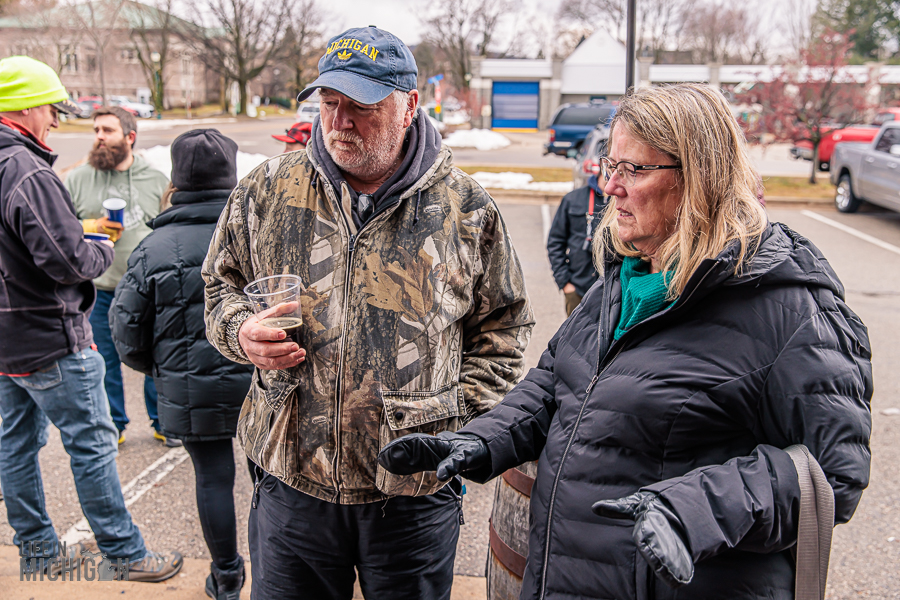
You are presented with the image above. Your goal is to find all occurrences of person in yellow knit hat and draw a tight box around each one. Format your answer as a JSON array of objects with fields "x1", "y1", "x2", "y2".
[{"x1": 0, "y1": 55, "x2": 183, "y2": 581}]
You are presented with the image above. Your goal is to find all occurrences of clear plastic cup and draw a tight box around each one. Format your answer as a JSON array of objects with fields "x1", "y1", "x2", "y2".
[{"x1": 243, "y1": 275, "x2": 304, "y2": 344}]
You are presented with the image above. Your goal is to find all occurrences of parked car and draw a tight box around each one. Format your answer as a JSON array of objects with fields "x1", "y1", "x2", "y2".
[
  {"x1": 544, "y1": 101, "x2": 616, "y2": 157},
  {"x1": 74, "y1": 100, "x2": 95, "y2": 119},
  {"x1": 830, "y1": 121, "x2": 900, "y2": 213},
  {"x1": 790, "y1": 108, "x2": 900, "y2": 171},
  {"x1": 571, "y1": 124, "x2": 609, "y2": 188},
  {"x1": 296, "y1": 102, "x2": 319, "y2": 123},
  {"x1": 109, "y1": 95, "x2": 155, "y2": 119}
]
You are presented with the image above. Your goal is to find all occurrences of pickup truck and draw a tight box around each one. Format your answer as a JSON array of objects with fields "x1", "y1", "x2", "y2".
[
  {"x1": 830, "y1": 121, "x2": 900, "y2": 213},
  {"x1": 544, "y1": 102, "x2": 616, "y2": 157}
]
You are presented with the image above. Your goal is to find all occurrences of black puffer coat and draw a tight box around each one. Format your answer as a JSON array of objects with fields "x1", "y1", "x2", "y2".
[
  {"x1": 463, "y1": 223, "x2": 872, "y2": 600},
  {"x1": 110, "y1": 190, "x2": 253, "y2": 441}
]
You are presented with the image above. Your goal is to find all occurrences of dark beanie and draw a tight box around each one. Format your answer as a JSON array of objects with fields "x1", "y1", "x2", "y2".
[{"x1": 170, "y1": 128, "x2": 238, "y2": 192}]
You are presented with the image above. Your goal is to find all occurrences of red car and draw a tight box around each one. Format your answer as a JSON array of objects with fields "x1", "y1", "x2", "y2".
[{"x1": 790, "y1": 108, "x2": 900, "y2": 171}]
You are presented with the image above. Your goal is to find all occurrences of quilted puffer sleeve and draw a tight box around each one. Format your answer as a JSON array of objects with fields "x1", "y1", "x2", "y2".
[
  {"x1": 644, "y1": 302, "x2": 872, "y2": 562},
  {"x1": 110, "y1": 244, "x2": 154, "y2": 375}
]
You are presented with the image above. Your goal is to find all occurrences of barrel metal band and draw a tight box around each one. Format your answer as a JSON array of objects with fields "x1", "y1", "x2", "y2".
[
  {"x1": 489, "y1": 518, "x2": 527, "y2": 579},
  {"x1": 501, "y1": 467, "x2": 535, "y2": 497}
]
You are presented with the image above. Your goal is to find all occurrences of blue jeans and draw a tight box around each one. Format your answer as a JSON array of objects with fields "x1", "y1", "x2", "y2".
[
  {"x1": 0, "y1": 350, "x2": 146, "y2": 561},
  {"x1": 90, "y1": 289, "x2": 158, "y2": 433}
]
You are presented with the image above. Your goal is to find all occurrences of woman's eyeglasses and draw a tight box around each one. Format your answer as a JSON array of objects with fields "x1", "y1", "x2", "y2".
[{"x1": 600, "y1": 157, "x2": 680, "y2": 187}]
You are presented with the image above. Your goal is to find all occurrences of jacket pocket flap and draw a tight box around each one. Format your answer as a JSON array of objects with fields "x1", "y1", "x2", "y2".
[
  {"x1": 257, "y1": 368, "x2": 301, "y2": 411},
  {"x1": 382, "y1": 383, "x2": 463, "y2": 431}
]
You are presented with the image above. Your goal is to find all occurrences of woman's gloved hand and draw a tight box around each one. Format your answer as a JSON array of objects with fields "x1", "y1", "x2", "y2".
[
  {"x1": 592, "y1": 491, "x2": 694, "y2": 588},
  {"x1": 83, "y1": 217, "x2": 124, "y2": 242},
  {"x1": 377, "y1": 432, "x2": 489, "y2": 481}
]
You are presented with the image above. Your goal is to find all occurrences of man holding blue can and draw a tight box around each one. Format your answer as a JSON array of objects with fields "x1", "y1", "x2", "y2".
[{"x1": 65, "y1": 106, "x2": 172, "y2": 446}]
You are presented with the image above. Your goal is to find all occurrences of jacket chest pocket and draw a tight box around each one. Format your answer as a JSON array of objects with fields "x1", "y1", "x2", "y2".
[
  {"x1": 253, "y1": 368, "x2": 300, "y2": 411},
  {"x1": 375, "y1": 382, "x2": 464, "y2": 497}
]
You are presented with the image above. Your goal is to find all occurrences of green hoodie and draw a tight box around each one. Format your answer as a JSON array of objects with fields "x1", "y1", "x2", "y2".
[{"x1": 65, "y1": 154, "x2": 169, "y2": 291}]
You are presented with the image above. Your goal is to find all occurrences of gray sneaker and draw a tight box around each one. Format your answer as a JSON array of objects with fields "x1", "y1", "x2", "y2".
[{"x1": 126, "y1": 550, "x2": 184, "y2": 582}]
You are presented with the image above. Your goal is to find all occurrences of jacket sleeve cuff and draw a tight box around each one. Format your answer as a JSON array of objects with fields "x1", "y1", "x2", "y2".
[{"x1": 225, "y1": 310, "x2": 254, "y2": 363}]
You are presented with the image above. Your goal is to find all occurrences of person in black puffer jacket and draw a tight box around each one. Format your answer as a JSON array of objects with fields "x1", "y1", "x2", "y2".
[
  {"x1": 378, "y1": 84, "x2": 873, "y2": 600},
  {"x1": 110, "y1": 129, "x2": 253, "y2": 600}
]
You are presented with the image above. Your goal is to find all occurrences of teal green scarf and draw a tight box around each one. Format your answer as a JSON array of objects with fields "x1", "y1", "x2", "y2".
[{"x1": 614, "y1": 256, "x2": 676, "y2": 340}]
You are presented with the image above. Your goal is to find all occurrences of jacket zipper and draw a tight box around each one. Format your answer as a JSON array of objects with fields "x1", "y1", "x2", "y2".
[
  {"x1": 537, "y1": 258, "x2": 721, "y2": 599},
  {"x1": 315, "y1": 167, "x2": 408, "y2": 503}
]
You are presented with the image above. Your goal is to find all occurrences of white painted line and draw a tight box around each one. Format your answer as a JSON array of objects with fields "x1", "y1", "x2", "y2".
[
  {"x1": 801, "y1": 210, "x2": 900, "y2": 257},
  {"x1": 541, "y1": 203, "x2": 552, "y2": 243},
  {"x1": 60, "y1": 447, "x2": 190, "y2": 547}
]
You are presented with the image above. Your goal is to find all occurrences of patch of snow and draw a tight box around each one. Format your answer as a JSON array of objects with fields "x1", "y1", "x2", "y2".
[
  {"x1": 444, "y1": 129, "x2": 511, "y2": 151},
  {"x1": 442, "y1": 111, "x2": 470, "y2": 126},
  {"x1": 138, "y1": 145, "x2": 270, "y2": 181},
  {"x1": 136, "y1": 118, "x2": 239, "y2": 131},
  {"x1": 471, "y1": 171, "x2": 574, "y2": 193}
]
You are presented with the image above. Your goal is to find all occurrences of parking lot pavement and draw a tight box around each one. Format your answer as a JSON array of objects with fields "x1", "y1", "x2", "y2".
[{"x1": 2, "y1": 203, "x2": 899, "y2": 599}]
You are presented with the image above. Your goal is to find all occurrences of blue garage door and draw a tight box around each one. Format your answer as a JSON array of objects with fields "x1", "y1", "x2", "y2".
[{"x1": 492, "y1": 81, "x2": 539, "y2": 130}]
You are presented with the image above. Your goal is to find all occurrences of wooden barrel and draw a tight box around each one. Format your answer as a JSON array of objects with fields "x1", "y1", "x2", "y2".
[{"x1": 486, "y1": 461, "x2": 537, "y2": 600}]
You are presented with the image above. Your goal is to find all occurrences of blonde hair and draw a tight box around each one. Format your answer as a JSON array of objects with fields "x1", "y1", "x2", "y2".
[{"x1": 595, "y1": 83, "x2": 767, "y2": 298}]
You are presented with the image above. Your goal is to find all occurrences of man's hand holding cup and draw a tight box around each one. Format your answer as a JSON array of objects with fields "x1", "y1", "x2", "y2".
[{"x1": 241, "y1": 275, "x2": 306, "y2": 370}]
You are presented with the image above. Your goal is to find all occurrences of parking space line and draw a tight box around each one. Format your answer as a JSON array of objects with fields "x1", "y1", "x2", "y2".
[
  {"x1": 60, "y1": 447, "x2": 190, "y2": 547},
  {"x1": 542, "y1": 204, "x2": 552, "y2": 243},
  {"x1": 801, "y1": 210, "x2": 900, "y2": 256}
]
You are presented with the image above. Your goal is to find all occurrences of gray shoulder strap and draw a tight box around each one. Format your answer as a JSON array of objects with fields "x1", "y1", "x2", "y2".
[{"x1": 785, "y1": 444, "x2": 835, "y2": 600}]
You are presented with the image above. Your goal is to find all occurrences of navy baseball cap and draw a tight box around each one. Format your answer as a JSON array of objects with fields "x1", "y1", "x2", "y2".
[{"x1": 297, "y1": 26, "x2": 417, "y2": 105}]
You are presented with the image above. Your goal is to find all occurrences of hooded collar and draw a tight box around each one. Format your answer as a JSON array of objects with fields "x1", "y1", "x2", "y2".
[
  {"x1": 150, "y1": 190, "x2": 229, "y2": 229},
  {"x1": 309, "y1": 107, "x2": 442, "y2": 229}
]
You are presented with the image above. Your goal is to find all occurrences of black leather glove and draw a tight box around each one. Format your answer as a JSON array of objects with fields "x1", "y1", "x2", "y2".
[
  {"x1": 592, "y1": 491, "x2": 694, "y2": 588},
  {"x1": 377, "y1": 432, "x2": 489, "y2": 481}
]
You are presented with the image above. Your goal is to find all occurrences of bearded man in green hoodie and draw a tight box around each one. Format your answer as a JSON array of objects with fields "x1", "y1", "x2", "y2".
[{"x1": 65, "y1": 106, "x2": 173, "y2": 446}]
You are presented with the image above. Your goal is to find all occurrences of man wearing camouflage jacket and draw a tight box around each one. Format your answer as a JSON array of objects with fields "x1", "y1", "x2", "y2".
[{"x1": 202, "y1": 26, "x2": 533, "y2": 599}]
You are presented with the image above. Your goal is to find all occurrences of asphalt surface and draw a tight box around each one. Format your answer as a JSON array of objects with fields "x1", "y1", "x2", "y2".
[{"x1": 2, "y1": 120, "x2": 899, "y2": 598}]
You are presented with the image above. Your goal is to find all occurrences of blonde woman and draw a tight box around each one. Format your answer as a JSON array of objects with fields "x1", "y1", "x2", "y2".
[{"x1": 379, "y1": 84, "x2": 873, "y2": 599}]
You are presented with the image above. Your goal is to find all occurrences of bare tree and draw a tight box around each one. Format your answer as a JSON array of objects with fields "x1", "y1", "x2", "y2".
[
  {"x1": 681, "y1": 1, "x2": 746, "y2": 63},
  {"x1": 280, "y1": 0, "x2": 326, "y2": 99},
  {"x1": 129, "y1": 0, "x2": 179, "y2": 112},
  {"x1": 418, "y1": 0, "x2": 515, "y2": 92},
  {"x1": 783, "y1": 0, "x2": 817, "y2": 56},
  {"x1": 178, "y1": 0, "x2": 294, "y2": 115},
  {"x1": 555, "y1": 0, "x2": 690, "y2": 60},
  {"x1": 66, "y1": 0, "x2": 128, "y2": 104}
]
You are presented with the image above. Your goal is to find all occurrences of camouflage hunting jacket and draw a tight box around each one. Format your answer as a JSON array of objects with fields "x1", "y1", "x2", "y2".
[{"x1": 202, "y1": 145, "x2": 534, "y2": 504}]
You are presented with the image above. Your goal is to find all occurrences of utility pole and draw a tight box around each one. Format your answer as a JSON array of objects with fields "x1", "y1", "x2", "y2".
[{"x1": 625, "y1": 0, "x2": 636, "y2": 91}]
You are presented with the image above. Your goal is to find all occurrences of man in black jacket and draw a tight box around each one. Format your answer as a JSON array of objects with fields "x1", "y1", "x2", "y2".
[
  {"x1": 547, "y1": 174, "x2": 605, "y2": 315},
  {"x1": 0, "y1": 55, "x2": 182, "y2": 582}
]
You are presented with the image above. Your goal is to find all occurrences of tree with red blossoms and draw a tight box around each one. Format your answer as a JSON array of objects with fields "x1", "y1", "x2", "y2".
[{"x1": 737, "y1": 29, "x2": 876, "y2": 184}]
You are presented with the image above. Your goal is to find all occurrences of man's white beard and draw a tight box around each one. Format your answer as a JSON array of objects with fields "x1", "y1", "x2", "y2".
[{"x1": 324, "y1": 118, "x2": 406, "y2": 181}]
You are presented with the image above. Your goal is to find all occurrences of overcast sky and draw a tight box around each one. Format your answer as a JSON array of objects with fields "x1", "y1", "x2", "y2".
[{"x1": 322, "y1": 0, "x2": 563, "y2": 49}]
